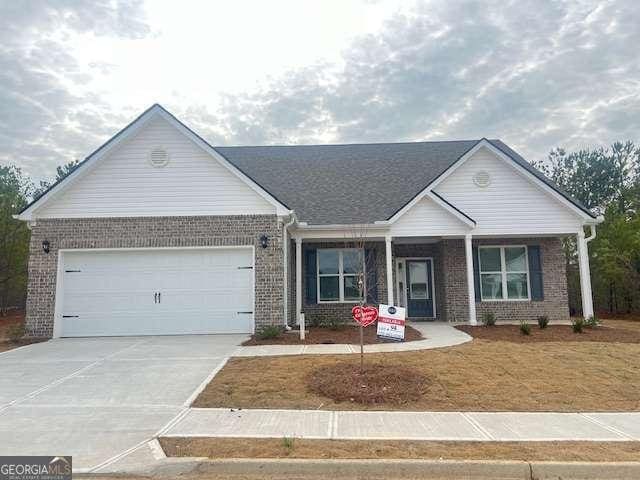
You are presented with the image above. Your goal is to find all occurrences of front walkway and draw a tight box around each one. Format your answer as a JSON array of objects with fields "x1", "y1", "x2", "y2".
[
  {"x1": 164, "y1": 408, "x2": 640, "y2": 442},
  {"x1": 233, "y1": 323, "x2": 471, "y2": 357}
]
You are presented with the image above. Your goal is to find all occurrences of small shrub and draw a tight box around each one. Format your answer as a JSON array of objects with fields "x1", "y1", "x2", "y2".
[
  {"x1": 7, "y1": 323, "x2": 25, "y2": 343},
  {"x1": 537, "y1": 315, "x2": 549, "y2": 329},
  {"x1": 308, "y1": 315, "x2": 322, "y2": 328},
  {"x1": 572, "y1": 317, "x2": 585, "y2": 333},
  {"x1": 519, "y1": 320, "x2": 531, "y2": 335},
  {"x1": 282, "y1": 437, "x2": 295, "y2": 450},
  {"x1": 321, "y1": 317, "x2": 346, "y2": 331},
  {"x1": 256, "y1": 325, "x2": 282, "y2": 340},
  {"x1": 585, "y1": 315, "x2": 601, "y2": 328},
  {"x1": 481, "y1": 312, "x2": 496, "y2": 326}
]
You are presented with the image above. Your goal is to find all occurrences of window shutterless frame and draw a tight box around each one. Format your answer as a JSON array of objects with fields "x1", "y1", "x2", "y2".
[
  {"x1": 317, "y1": 248, "x2": 366, "y2": 303},
  {"x1": 478, "y1": 245, "x2": 531, "y2": 302}
]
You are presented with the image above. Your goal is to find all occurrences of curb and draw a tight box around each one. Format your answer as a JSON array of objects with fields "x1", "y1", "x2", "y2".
[
  {"x1": 81, "y1": 457, "x2": 640, "y2": 480},
  {"x1": 531, "y1": 461, "x2": 640, "y2": 479}
]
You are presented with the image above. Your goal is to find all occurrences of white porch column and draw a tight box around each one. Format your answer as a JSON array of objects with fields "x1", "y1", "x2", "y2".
[
  {"x1": 385, "y1": 235, "x2": 394, "y2": 306},
  {"x1": 464, "y1": 233, "x2": 477, "y2": 325},
  {"x1": 577, "y1": 229, "x2": 595, "y2": 319},
  {"x1": 295, "y1": 237, "x2": 303, "y2": 324}
]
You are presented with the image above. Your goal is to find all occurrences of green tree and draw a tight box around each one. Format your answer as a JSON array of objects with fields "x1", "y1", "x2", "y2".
[
  {"x1": 0, "y1": 166, "x2": 33, "y2": 314},
  {"x1": 33, "y1": 159, "x2": 80, "y2": 200},
  {"x1": 535, "y1": 141, "x2": 640, "y2": 315},
  {"x1": 533, "y1": 141, "x2": 637, "y2": 214}
]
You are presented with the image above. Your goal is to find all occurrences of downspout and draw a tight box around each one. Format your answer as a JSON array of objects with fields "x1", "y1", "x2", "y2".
[
  {"x1": 585, "y1": 223, "x2": 597, "y2": 243},
  {"x1": 282, "y1": 213, "x2": 296, "y2": 330}
]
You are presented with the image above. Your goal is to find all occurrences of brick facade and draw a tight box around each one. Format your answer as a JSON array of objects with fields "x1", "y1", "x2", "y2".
[
  {"x1": 473, "y1": 237, "x2": 570, "y2": 323},
  {"x1": 28, "y1": 221, "x2": 569, "y2": 338},
  {"x1": 25, "y1": 215, "x2": 284, "y2": 337},
  {"x1": 290, "y1": 236, "x2": 569, "y2": 325},
  {"x1": 299, "y1": 241, "x2": 388, "y2": 327}
]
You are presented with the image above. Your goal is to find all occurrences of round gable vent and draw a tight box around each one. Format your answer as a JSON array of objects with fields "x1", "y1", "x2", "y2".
[
  {"x1": 149, "y1": 147, "x2": 169, "y2": 168},
  {"x1": 473, "y1": 170, "x2": 491, "y2": 188}
]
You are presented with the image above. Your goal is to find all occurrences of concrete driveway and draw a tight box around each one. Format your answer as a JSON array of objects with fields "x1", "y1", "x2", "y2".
[{"x1": 0, "y1": 335, "x2": 245, "y2": 472}]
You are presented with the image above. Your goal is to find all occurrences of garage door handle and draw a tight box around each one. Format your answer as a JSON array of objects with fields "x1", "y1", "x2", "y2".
[
  {"x1": 158, "y1": 292, "x2": 161, "y2": 303},
  {"x1": 154, "y1": 292, "x2": 158, "y2": 304},
  {"x1": 237, "y1": 311, "x2": 253, "y2": 314}
]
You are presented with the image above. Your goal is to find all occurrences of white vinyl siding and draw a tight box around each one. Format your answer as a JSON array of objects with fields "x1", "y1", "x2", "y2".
[
  {"x1": 317, "y1": 249, "x2": 364, "y2": 303},
  {"x1": 390, "y1": 196, "x2": 469, "y2": 236},
  {"x1": 36, "y1": 116, "x2": 275, "y2": 218},
  {"x1": 434, "y1": 147, "x2": 584, "y2": 235},
  {"x1": 479, "y1": 245, "x2": 530, "y2": 301}
]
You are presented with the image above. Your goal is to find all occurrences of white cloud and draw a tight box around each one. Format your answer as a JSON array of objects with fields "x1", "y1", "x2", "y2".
[{"x1": 0, "y1": 0, "x2": 638, "y2": 181}]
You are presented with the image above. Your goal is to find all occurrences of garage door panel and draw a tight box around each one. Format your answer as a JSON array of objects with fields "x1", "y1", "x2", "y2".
[{"x1": 59, "y1": 248, "x2": 254, "y2": 337}]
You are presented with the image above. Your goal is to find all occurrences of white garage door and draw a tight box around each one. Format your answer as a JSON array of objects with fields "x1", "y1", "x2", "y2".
[{"x1": 58, "y1": 248, "x2": 254, "y2": 337}]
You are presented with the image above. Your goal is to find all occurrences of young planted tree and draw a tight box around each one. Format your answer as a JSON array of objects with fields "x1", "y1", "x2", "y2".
[{"x1": 344, "y1": 226, "x2": 378, "y2": 372}]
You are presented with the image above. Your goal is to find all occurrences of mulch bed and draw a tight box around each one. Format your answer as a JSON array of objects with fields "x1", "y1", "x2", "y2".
[
  {"x1": 455, "y1": 324, "x2": 640, "y2": 343},
  {"x1": 308, "y1": 361, "x2": 429, "y2": 405},
  {"x1": 242, "y1": 324, "x2": 423, "y2": 346}
]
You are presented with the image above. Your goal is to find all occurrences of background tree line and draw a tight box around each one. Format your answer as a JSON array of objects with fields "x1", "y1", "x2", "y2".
[
  {"x1": 0, "y1": 160, "x2": 78, "y2": 314},
  {"x1": 532, "y1": 141, "x2": 640, "y2": 316},
  {"x1": 0, "y1": 142, "x2": 639, "y2": 317}
]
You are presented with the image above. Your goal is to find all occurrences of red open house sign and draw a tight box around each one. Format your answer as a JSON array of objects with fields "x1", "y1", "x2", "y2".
[{"x1": 351, "y1": 305, "x2": 378, "y2": 327}]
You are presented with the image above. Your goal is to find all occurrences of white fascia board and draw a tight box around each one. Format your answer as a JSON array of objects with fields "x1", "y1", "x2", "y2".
[
  {"x1": 16, "y1": 107, "x2": 160, "y2": 221},
  {"x1": 155, "y1": 109, "x2": 291, "y2": 216},
  {"x1": 16, "y1": 104, "x2": 292, "y2": 222},
  {"x1": 295, "y1": 222, "x2": 387, "y2": 230},
  {"x1": 431, "y1": 139, "x2": 597, "y2": 223},
  {"x1": 478, "y1": 141, "x2": 595, "y2": 222},
  {"x1": 291, "y1": 222, "x2": 390, "y2": 240},
  {"x1": 425, "y1": 191, "x2": 475, "y2": 227},
  {"x1": 385, "y1": 140, "x2": 484, "y2": 224},
  {"x1": 383, "y1": 189, "x2": 475, "y2": 229}
]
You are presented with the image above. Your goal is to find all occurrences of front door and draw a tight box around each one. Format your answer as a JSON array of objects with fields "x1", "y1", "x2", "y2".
[{"x1": 405, "y1": 259, "x2": 434, "y2": 318}]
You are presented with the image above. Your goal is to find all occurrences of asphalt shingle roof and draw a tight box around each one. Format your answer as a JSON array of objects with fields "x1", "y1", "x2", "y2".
[
  {"x1": 216, "y1": 141, "x2": 478, "y2": 225},
  {"x1": 216, "y1": 139, "x2": 594, "y2": 225},
  {"x1": 19, "y1": 105, "x2": 595, "y2": 224}
]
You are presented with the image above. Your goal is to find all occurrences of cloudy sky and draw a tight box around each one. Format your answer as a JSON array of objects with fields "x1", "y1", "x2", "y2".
[{"x1": 1, "y1": 0, "x2": 638, "y2": 181}]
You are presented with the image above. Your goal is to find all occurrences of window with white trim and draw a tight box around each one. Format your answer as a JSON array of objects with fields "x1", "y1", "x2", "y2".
[
  {"x1": 479, "y1": 246, "x2": 530, "y2": 300},
  {"x1": 317, "y1": 249, "x2": 365, "y2": 302}
]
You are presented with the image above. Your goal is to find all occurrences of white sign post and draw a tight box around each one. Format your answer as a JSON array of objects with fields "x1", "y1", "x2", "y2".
[{"x1": 377, "y1": 304, "x2": 406, "y2": 341}]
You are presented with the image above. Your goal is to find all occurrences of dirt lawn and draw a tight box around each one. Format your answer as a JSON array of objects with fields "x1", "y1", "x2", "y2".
[
  {"x1": 455, "y1": 323, "x2": 640, "y2": 343},
  {"x1": 194, "y1": 319, "x2": 640, "y2": 411},
  {"x1": 0, "y1": 310, "x2": 45, "y2": 353},
  {"x1": 161, "y1": 437, "x2": 640, "y2": 462}
]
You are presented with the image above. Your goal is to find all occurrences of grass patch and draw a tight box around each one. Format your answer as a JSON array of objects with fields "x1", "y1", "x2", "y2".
[
  {"x1": 308, "y1": 362, "x2": 428, "y2": 405},
  {"x1": 161, "y1": 437, "x2": 640, "y2": 462},
  {"x1": 194, "y1": 320, "x2": 640, "y2": 411}
]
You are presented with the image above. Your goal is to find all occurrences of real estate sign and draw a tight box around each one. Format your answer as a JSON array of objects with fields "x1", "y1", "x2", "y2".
[{"x1": 377, "y1": 304, "x2": 406, "y2": 341}]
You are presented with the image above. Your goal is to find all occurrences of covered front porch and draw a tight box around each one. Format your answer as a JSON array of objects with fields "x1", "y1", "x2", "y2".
[{"x1": 288, "y1": 229, "x2": 594, "y2": 327}]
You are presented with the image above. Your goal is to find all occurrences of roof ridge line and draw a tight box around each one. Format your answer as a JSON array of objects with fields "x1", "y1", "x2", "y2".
[{"x1": 214, "y1": 139, "x2": 485, "y2": 149}]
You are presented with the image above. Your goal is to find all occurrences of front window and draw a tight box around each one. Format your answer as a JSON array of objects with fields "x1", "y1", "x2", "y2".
[
  {"x1": 479, "y1": 246, "x2": 529, "y2": 301},
  {"x1": 317, "y1": 249, "x2": 365, "y2": 302}
]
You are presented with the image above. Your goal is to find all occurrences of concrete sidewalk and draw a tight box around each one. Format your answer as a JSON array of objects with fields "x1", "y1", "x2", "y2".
[
  {"x1": 163, "y1": 408, "x2": 640, "y2": 441},
  {"x1": 233, "y1": 323, "x2": 472, "y2": 357}
]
